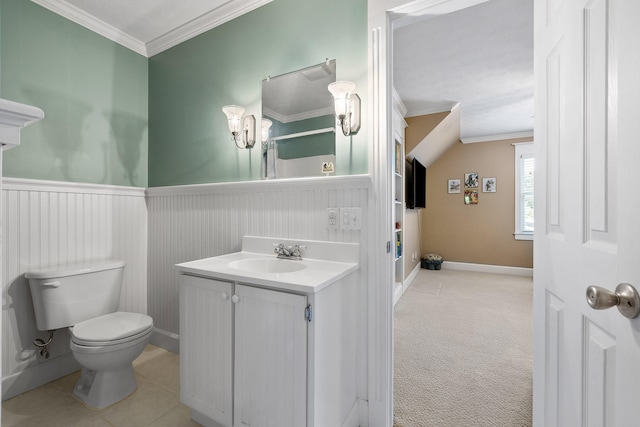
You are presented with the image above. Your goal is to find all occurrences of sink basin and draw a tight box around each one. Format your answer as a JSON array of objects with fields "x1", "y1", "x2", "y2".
[{"x1": 229, "y1": 258, "x2": 307, "y2": 274}]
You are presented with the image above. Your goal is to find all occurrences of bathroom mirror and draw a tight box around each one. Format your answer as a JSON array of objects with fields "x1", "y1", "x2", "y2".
[{"x1": 262, "y1": 60, "x2": 336, "y2": 179}]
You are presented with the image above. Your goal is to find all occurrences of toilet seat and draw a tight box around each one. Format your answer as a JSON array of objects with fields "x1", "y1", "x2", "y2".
[{"x1": 70, "y1": 312, "x2": 153, "y2": 347}]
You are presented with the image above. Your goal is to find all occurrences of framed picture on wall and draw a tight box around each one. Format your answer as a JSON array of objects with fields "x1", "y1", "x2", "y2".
[
  {"x1": 464, "y1": 172, "x2": 478, "y2": 188},
  {"x1": 464, "y1": 189, "x2": 478, "y2": 205},
  {"x1": 448, "y1": 179, "x2": 461, "y2": 194},
  {"x1": 482, "y1": 177, "x2": 497, "y2": 193}
]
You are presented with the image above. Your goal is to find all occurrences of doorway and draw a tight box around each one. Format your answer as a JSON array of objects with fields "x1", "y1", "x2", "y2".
[{"x1": 392, "y1": 0, "x2": 533, "y2": 425}]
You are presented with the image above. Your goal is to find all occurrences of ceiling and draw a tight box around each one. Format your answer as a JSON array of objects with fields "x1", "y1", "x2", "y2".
[
  {"x1": 31, "y1": 0, "x2": 533, "y2": 142},
  {"x1": 393, "y1": 0, "x2": 534, "y2": 142},
  {"x1": 31, "y1": 0, "x2": 272, "y2": 57}
]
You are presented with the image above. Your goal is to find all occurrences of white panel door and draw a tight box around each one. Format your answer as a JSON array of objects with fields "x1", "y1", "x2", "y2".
[
  {"x1": 180, "y1": 275, "x2": 233, "y2": 426},
  {"x1": 534, "y1": 0, "x2": 640, "y2": 425},
  {"x1": 233, "y1": 284, "x2": 307, "y2": 427}
]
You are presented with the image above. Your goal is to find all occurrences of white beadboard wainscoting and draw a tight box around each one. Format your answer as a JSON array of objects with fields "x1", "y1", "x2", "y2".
[
  {"x1": 0, "y1": 174, "x2": 372, "y2": 407},
  {"x1": 1, "y1": 178, "x2": 148, "y2": 399},
  {"x1": 147, "y1": 175, "x2": 371, "y2": 337},
  {"x1": 147, "y1": 175, "x2": 372, "y2": 408}
]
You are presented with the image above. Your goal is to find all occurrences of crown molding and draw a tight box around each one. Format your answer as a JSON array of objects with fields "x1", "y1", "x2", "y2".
[
  {"x1": 392, "y1": 0, "x2": 489, "y2": 29},
  {"x1": 405, "y1": 103, "x2": 457, "y2": 118},
  {"x1": 31, "y1": 0, "x2": 148, "y2": 56},
  {"x1": 392, "y1": 88, "x2": 408, "y2": 117},
  {"x1": 146, "y1": 0, "x2": 272, "y2": 57},
  {"x1": 461, "y1": 130, "x2": 534, "y2": 144},
  {"x1": 31, "y1": 0, "x2": 272, "y2": 58}
]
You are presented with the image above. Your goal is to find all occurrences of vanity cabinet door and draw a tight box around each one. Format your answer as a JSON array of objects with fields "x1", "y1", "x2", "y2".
[
  {"x1": 180, "y1": 275, "x2": 233, "y2": 427},
  {"x1": 233, "y1": 284, "x2": 308, "y2": 427}
]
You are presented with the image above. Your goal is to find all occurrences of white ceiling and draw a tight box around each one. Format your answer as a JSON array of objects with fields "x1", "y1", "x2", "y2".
[
  {"x1": 31, "y1": 0, "x2": 272, "y2": 57},
  {"x1": 393, "y1": 0, "x2": 534, "y2": 142}
]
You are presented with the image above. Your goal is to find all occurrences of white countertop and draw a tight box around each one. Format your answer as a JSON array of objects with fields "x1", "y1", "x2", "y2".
[{"x1": 175, "y1": 237, "x2": 360, "y2": 294}]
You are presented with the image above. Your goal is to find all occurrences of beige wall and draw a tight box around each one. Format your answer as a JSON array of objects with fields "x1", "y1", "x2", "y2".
[{"x1": 419, "y1": 137, "x2": 533, "y2": 268}]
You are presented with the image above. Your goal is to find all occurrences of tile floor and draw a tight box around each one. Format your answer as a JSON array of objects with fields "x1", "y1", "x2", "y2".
[{"x1": 2, "y1": 344, "x2": 201, "y2": 427}]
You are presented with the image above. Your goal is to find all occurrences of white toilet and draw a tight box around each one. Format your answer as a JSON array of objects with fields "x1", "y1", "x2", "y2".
[{"x1": 25, "y1": 260, "x2": 153, "y2": 409}]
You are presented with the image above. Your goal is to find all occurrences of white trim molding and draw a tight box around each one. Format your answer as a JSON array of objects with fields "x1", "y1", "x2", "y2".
[
  {"x1": 405, "y1": 103, "x2": 456, "y2": 118},
  {"x1": 150, "y1": 328, "x2": 180, "y2": 355},
  {"x1": 2, "y1": 353, "x2": 81, "y2": 401},
  {"x1": 461, "y1": 131, "x2": 534, "y2": 144},
  {"x1": 0, "y1": 98, "x2": 44, "y2": 149},
  {"x1": 443, "y1": 261, "x2": 533, "y2": 277},
  {"x1": 3, "y1": 177, "x2": 146, "y2": 197},
  {"x1": 30, "y1": 0, "x2": 147, "y2": 56},
  {"x1": 146, "y1": 174, "x2": 372, "y2": 197},
  {"x1": 145, "y1": 0, "x2": 272, "y2": 57},
  {"x1": 31, "y1": 0, "x2": 273, "y2": 57}
]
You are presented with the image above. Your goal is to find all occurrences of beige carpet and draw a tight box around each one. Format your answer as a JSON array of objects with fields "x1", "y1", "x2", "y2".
[{"x1": 393, "y1": 268, "x2": 533, "y2": 427}]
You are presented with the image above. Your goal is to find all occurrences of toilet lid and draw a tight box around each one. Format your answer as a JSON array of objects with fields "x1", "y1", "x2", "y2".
[{"x1": 71, "y1": 312, "x2": 153, "y2": 342}]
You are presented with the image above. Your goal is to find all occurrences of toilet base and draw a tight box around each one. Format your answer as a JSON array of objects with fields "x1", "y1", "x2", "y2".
[{"x1": 73, "y1": 365, "x2": 137, "y2": 409}]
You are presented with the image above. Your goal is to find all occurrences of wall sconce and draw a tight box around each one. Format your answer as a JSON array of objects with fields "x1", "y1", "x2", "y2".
[
  {"x1": 222, "y1": 105, "x2": 256, "y2": 149},
  {"x1": 328, "y1": 81, "x2": 361, "y2": 136},
  {"x1": 261, "y1": 118, "x2": 272, "y2": 144}
]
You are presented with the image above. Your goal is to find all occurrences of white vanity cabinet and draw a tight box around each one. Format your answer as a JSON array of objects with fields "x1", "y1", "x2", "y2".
[
  {"x1": 180, "y1": 274, "x2": 309, "y2": 427},
  {"x1": 176, "y1": 237, "x2": 360, "y2": 427},
  {"x1": 233, "y1": 284, "x2": 308, "y2": 426},
  {"x1": 179, "y1": 275, "x2": 233, "y2": 426}
]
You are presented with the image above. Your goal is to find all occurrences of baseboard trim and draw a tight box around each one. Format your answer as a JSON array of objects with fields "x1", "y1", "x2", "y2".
[
  {"x1": 2, "y1": 353, "x2": 81, "y2": 401},
  {"x1": 343, "y1": 399, "x2": 360, "y2": 427},
  {"x1": 442, "y1": 261, "x2": 533, "y2": 277},
  {"x1": 358, "y1": 399, "x2": 369, "y2": 426},
  {"x1": 405, "y1": 263, "x2": 421, "y2": 290},
  {"x1": 191, "y1": 408, "x2": 224, "y2": 427},
  {"x1": 150, "y1": 327, "x2": 179, "y2": 354}
]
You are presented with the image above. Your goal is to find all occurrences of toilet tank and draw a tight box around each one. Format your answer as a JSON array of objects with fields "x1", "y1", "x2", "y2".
[{"x1": 25, "y1": 260, "x2": 125, "y2": 331}]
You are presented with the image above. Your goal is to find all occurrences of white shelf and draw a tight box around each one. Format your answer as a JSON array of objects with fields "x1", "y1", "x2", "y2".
[
  {"x1": 0, "y1": 98, "x2": 45, "y2": 149},
  {"x1": 392, "y1": 90, "x2": 407, "y2": 307}
]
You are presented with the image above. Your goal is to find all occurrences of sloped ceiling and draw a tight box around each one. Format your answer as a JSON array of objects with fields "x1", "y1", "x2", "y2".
[
  {"x1": 393, "y1": 0, "x2": 534, "y2": 142},
  {"x1": 406, "y1": 106, "x2": 461, "y2": 169}
]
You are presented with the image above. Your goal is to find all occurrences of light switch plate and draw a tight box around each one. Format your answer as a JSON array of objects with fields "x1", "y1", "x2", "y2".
[{"x1": 340, "y1": 207, "x2": 362, "y2": 230}]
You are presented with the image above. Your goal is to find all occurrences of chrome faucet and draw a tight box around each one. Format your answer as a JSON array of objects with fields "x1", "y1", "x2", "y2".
[{"x1": 273, "y1": 243, "x2": 306, "y2": 260}]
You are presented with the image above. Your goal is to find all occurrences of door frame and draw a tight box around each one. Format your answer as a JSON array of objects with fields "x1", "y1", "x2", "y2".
[{"x1": 367, "y1": 0, "x2": 491, "y2": 425}]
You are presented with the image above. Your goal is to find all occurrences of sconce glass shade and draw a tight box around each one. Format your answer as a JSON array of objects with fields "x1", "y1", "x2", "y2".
[
  {"x1": 328, "y1": 81, "x2": 360, "y2": 136},
  {"x1": 222, "y1": 105, "x2": 256, "y2": 149},
  {"x1": 222, "y1": 105, "x2": 245, "y2": 136},
  {"x1": 328, "y1": 81, "x2": 355, "y2": 119},
  {"x1": 261, "y1": 118, "x2": 272, "y2": 143}
]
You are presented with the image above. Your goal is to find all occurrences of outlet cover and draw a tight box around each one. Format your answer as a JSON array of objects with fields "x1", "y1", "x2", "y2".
[
  {"x1": 327, "y1": 208, "x2": 339, "y2": 229},
  {"x1": 340, "y1": 207, "x2": 362, "y2": 230}
]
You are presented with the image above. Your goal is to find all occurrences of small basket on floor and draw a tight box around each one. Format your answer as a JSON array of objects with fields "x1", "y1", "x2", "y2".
[{"x1": 421, "y1": 254, "x2": 443, "y2": 270}]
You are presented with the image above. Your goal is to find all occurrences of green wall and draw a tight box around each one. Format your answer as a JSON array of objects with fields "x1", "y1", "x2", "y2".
[
  {"x1": 0, "y1": 0, "x2": 367, "y2": 188},
  {"x1": 1, "y1": 0, "x2": 148, "y2": 187},
  {"x1": 148, "y1": 0, "x2": 368, "y2": 186}
]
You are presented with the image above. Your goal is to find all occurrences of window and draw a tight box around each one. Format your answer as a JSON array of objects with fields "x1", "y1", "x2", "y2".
[{"x1": 514, "y1": 142, "x2": 534, "y2": 240}]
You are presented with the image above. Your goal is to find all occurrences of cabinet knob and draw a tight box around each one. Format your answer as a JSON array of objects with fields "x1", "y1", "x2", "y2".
[
  {"x1": 221, "y1": 292, "x2": 229, "y2": 301},
  {"x1": 231, "y1": 295, "x2": 240, "y2": 304}
]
